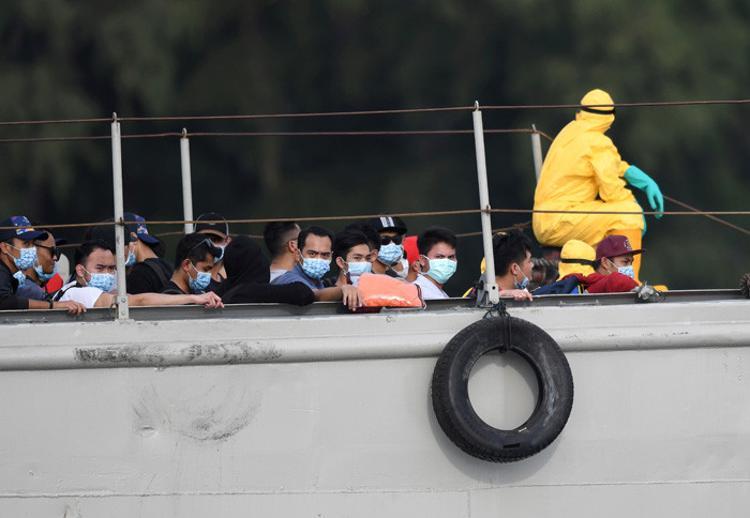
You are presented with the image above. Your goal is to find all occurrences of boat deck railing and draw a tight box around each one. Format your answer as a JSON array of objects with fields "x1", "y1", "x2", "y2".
[
  {"x1": 0, "y1": 289, "x2": 743, "y2": 326},
  {"x1": 1, "y1": 98, "x2": 749, "y2": 318}
]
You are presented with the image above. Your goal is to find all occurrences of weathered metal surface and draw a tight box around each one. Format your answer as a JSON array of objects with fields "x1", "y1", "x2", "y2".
[
  {"x1": 0, "y1": 289, "x2": 742, "y2": 326},
  {"x1": 1, "y1": 297, "x2": 749, "y2": 516},
  {"x1": 1, "y1": 296, "x2": 750, "y2": 370}
]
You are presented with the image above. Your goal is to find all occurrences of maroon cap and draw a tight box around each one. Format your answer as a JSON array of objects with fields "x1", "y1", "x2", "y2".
[{"x1": 595, "y1": 235, "x2": 643, "y2": 260}]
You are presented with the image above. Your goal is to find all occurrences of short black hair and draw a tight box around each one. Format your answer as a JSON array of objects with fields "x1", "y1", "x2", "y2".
[
  {"x1": 333, "y1": 230, "x2": 370, "y2": 260},
  {"x1": 263, "y1": 221, "x2": 299, "y2": 258},
  {"x1": 74, "y1": 240, "x2": 115, "y2": 267},
  {"x1": 344, "y1": 222, "x2": 381, "y2": 251},
  {"x1": 174, "y1": 233, "x2": 221, "y2": 271},
  {"x1": 492, "y1": 230, "x2": 533, "y2": 276},
  {"x1": 417, "y1": 226, "x2": 457, "y2": 256},
  {"x1": 297, "y1": 226, "x2": 335, "y2": 250}
]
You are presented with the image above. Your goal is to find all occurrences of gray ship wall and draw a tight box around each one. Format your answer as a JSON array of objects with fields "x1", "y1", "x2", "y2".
[{"x1": 1, "y1": 295, "x2": 749, "y2": 517}]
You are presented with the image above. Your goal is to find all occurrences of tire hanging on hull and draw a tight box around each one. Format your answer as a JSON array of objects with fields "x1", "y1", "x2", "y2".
[{"x1": 431, "y1": 315, "x2": 574, "y2": 462}]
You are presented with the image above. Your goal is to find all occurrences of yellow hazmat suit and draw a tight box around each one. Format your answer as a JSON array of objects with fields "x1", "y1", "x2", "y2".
[{"x1": 533, "y1": 89, "x2": 644, "y2": 249}]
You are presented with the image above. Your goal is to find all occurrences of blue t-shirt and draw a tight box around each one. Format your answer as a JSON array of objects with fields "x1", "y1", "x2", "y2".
[
  {"x1": 15, "y1": 277, "x2": 48, "y2": 301},
  {"x1": 272, "y1": 264, "x2": 323, "y2": 290}
]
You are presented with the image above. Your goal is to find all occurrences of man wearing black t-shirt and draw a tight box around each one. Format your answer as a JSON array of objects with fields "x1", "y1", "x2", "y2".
[
  {"x1": 122, "y1": 212, "x2": 173, "y2": 294},
  {"x1": 163, "y1": 233, "x2": 222, "y2": 295}
]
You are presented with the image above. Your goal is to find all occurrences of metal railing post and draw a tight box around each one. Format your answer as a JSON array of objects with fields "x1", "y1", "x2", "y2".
[
  {"x1": 530, "y1": 124, "x2": 543, "y2": 182},
  {"x1": 180, "y1": 128, "x2": 194, "y2": 234},
  {"x1": 472, "y1": 102, "x2": 499, "y2": 305},
  {"x1": 111, "y1": 113, "x2": 129, "y2": 320}
]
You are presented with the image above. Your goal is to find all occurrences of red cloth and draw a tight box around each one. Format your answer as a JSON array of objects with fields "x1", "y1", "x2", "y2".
[
  {"x1": 45, "y1": 273, "x2": 64, "y2": 294},
  {"x1": 567, "y1": 272, "x2": 638, "y2": 293},
  {"x1": 403, "y1": 235, "x2": 419, "y2": 265}
]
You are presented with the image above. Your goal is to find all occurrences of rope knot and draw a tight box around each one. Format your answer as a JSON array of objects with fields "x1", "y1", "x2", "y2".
[{"x1": 483, "y1": 302, "x2": 512, "y2": 352}]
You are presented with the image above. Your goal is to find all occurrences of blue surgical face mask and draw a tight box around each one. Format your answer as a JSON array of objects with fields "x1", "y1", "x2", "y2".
[
  {"x1": 347, "y1": 261, "x2": 372, "y2": 277},
  {"x1": 514, "y1": 268, "x2": 530, "y2": 290},
  {"x1": 85, "y1": 269, "x2": 116, "y2": 292},
  {"x1": 125, "y1": 249, "x2": 136, "y2": 267},
  {"x1": 425, "y1": 258, "x2": 457, "y2": 285},
  {"x1": 10, "y1": 245, "x2": 37, "y2": 271},
  {"x1": 13, "y1": 270, "x2": 26, "y2": 287},
  {"x1": 377, "y1": 242, "x2": 403, "y2": 265},
  {"x1": 301, "y1": 257, "x2": 330, "y2": 280},
  {"x1": 34, "y1": 262, "x2": 56, "y2": 283},
  {"x1": 189, "y1": 264, "x2": 212, "y2": 293},
  {"x1": 618, "y1": 265, "x2": 635, "y2": 279}
]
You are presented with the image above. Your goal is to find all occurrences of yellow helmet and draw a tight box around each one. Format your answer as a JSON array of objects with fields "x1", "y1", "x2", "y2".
[{"x1": 557, "y1": 239, "x2": 596, "y2": 279}]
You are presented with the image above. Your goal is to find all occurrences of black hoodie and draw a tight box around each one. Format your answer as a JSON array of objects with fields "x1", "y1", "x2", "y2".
[{"x1": 220, "y1": 235, "x2": 314, "y2": 306}]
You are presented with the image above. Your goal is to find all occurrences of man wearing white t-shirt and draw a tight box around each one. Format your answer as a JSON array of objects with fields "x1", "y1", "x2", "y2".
[
  {"x1": 412, "y1": 227, "x2": 458, "y2": 300},
  {"x1": 57, "y1": 240, "x2": 223, "y2": 309}
]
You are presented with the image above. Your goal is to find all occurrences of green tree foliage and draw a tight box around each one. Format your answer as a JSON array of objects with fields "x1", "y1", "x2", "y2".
[{"x1": 0, "y1": 0, "x2": 747, "y2": 289}]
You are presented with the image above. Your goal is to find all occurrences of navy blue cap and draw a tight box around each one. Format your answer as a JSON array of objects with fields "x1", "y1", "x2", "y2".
[
  {"x1": 0, "y1": 216, "x2": 48, "y2": 242},
  {"x1": 124, "y1": 212, "x2": 160, "y2": 245}
]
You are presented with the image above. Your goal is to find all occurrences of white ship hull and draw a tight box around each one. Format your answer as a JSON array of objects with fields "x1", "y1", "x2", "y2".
[{"x1": 1, "y1": 292, "x2": 749, "y2": 517}]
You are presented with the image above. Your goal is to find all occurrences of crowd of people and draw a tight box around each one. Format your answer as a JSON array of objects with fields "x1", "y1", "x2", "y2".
[
  {"x1": 0, "y1": 88, "x2": 666, "y2": 314},
  {"x1": 0, "y1": 209, "x2": 648, "y2": 315}
]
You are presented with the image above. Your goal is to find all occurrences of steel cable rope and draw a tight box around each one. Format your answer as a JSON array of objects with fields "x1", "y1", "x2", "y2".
[
  {"x1": 662, "y1": 195, "x2": 750, "y2": 237},
  {"x1": 455, "y1": 222, "x2": 531, "y2": 238},
  {"x1": 0, "y1": 122, "x2": 745, "y2": 236},
  {"x1": 506, "y1": 128, "x2": 750, "y2": 235},
  {"x1": 7, "y1": 207, "x2": 750, "y2": 233},
  {"x1": 482, "y1": 99, "x2": 750, "y2": 111},
  {"x1": 0, "y1": 98, "x2": 747, "y2": 127},
  {"x1": 0, "y1": 128, "x2": 546, "y2": 143}
]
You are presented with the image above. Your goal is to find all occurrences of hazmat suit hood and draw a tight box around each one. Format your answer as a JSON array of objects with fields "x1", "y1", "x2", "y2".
[{"x1": 558, "y1": 89, "x2": 616, "y2": 146}]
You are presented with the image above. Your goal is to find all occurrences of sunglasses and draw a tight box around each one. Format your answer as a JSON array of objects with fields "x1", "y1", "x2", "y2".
[
  {"x1": 380, "y1": 235, "x2": 403, "y2": 246},
  {"x1": 35, "y1": 243, "x2": 61, "y2": 261},
  {"x1": 189, "y1": 238, "x2": 218, "y2": 254}
]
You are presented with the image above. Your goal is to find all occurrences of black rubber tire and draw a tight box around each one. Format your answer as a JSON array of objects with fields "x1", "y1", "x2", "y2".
[{"x1": 431, "y1": 316, "x2": 574, "y2": 462}]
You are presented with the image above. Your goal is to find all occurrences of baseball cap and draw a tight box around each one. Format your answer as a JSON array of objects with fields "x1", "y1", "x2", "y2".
[
  {"x1": 595, "y1": 235, "x2": 643, "y2": 260},
  {"x1": 558, "y1": 239, "x2": 596, "y2": 279},
  {"x1": 367, "y1": 216, "x2": 407, "y2": 235},
  {"x1": 0, "y1": 216, "x2": 48, "y2": 242},
  {"x1": 123, "y1": 212, "x2": 159, "y2": 245},
  {"x1": 195, "y1": 212, "x2": 229, "y2": 239}
]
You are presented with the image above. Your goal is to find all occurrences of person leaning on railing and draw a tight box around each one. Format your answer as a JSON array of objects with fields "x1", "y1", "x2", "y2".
[
  {"x1": 195, "y1": 212, "x2": 232, "y2": 287},
  {"x1": 491, "y1": 230, "x2": 535, "y2": 301},
  {"x1": 411, "y1": 227, "x2": 458, "y2": 300},
  {"x1": 332, "y1": 230, "x2": 372, "y2": 287},
  {"x1": 14, "y1": 227, "x2": 61, "y2": 302},
  {"x1": 264, "y1": 221, "x2": 301, "y2": 283},
  {"x1": 219, "y1": 235, "x2": 315, "y2": 306},
  {"x1": 162, "y1": 233, "x2": 223, "y2": 296},
  {"x1": 54, "y1": 240, "x2": 223, "y2": 310},
  {"x1": 368, "y1": 216, "x2": 410, "y2": 279},
  {"x1": 122, "y1": 212, "x2": 173, "y2": 294},
  {"x1": 272, "y1": 226, "x2": 361, "y2": 310},
  {"x1": 0, "y1": 216, "x2": 85, "y2": 314}
]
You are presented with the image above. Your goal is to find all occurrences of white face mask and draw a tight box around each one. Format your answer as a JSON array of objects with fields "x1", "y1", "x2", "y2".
[{"x1": 394, "y1": 258, "x2": 409, "y2": 279}]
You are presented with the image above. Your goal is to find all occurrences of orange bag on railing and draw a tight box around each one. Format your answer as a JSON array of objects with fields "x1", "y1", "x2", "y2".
[{"x1": 357, "y1": 273, "x2": 425, "y2": 308}]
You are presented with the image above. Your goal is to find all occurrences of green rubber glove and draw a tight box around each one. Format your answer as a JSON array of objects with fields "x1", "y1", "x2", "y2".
[{"x1": 624, "y1": 165, "x2": 664, "y2": 218}]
